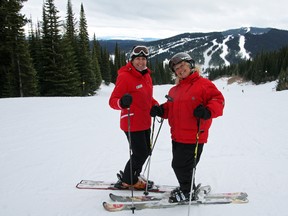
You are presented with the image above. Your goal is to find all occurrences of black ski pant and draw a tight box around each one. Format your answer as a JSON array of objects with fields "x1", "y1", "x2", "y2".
[
  {"x1": 122, "y1": 129, "x2": 151, "y2": 184},
  {"x1": 171, "y1": 140, "x2": 204, "y2": 193}
]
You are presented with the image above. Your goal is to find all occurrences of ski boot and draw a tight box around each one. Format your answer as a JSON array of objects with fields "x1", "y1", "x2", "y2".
[
  {"x1": 169, "y1": 183, "x2": 202, "y2": 203},
  {"x1": 169, "y1": 187, "x2": 191, "y2": 203},
  {"x1": 114, "y1": 170, "x2": 154, "y2": 190}
]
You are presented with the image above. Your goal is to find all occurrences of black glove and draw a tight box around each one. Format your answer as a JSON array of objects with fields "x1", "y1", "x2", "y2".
[
  {"x1": 193, "y1": 105, "x2": 211, "y2": 120},
  {"x1": 150, "y1": 105, "x2": 164, "y2": 117},
  {"x1": 120, "y1": 94, "x2": 132, "y2": 109}
]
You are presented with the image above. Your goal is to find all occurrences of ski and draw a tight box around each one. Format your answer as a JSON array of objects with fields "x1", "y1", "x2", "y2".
[
  {"x1": 103, "y1": 196, "x2": 246, "y2": 212},
  {"x1": 76, "y1": 180, "x2": 175, "y2": 193},
  {"x1": 109, "y1": 191, "x2": 248, "y2": 203},
  {"x1": 109, "y1": 185, "x2": 212, "y2": 202}
]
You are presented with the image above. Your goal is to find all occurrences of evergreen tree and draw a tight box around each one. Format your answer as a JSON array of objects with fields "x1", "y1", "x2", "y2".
[
  {"x1": 164, "y1": 63, "x2": 173, "y2": 84},
  {"x1": 77, "y1": 3, "x2": 96, "y2": 96},
  {"x1": 28, "y1": 20, "x2": 43, "y2": 92},
  {"x1": 28, "y1": 19, "x2": 42, "y2": 81},
  {"x1": 158, "y1": 61, "x2": 168, "y2": 84},
  {"x1": 16, "y1": 33, "x2": 39, "y2": 96},
  {"x1": 276, "y1": 47, "x2": 288, "y2": 91},
  {"x1": 151, "y1": 58, "x2": 162, "y2": 84},
  {"x1": 61, "y1": 0, "x2": 82, "y2": 96},
  {"x1": 111, "y1": 43, "x2": 121, "y2": 83},
  {"x1": 120, "y1": 52, "x2": 127, "y2": 66},
  {"x1": 60, "y1": 34, "x2": 82, "y2": 96},
  {"x1": 65, "y1": 0, "x2": 78, "y2": 48},
  {"x1": 0, "y1": 0, "x2": 16, "y2": 97},
  {"x1": 276, "y1": 67, "x2": 288, "y2": 91},
  {"x1": 41, "y1": 0, "x2": 65, "y2": 95},
  {"x1": 0, "y1": 0, "x2": 38, "y2": 97},
  {"x1": 40, "y1": 0, "x2": 81, "y2": 96},
  {"x1": 91, "y1": 34, "x2": 102, "y2": 90},
  {"x1": 100, "y1": 47, "x2": 111, "y2": 85}
]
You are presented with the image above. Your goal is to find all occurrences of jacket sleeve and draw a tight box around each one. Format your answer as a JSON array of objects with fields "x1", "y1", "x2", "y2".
[
  {"x1": 204, "y1": 81, "x2": 225, "y2": 118},
  {"x1": 160, "y1": 102, "x2": 169, "y2": 119},
  {"x1": 151, "y1": 97, "x2": 159, "y2": 107},
  {"x1": 109, "y1": 73, "x2": 128, "y2": 110}
]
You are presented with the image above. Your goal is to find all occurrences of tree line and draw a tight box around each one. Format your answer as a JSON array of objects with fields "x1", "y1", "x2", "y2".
[
  {"x1": 207, "y1": 46, "x2": 288, "y2": 91},
  {"x1": 1, "y1": 0, "x2": 287, "y2": 98},
  {"x1": 1, "y1": 0, "x2": 102, "y2": 97},
  {"x1": 0, "y1": 0, "x2": 174, "y2": 98}
]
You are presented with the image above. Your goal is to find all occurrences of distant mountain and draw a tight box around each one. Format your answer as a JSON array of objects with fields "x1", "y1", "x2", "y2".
[{"x1": 98, "y1": 27, "x2": 288, "y2": 71}]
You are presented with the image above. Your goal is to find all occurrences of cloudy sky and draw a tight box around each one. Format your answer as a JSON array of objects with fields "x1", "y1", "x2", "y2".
[{"x1": 21, "y1": 0, "x2": 288, "y2": 40}]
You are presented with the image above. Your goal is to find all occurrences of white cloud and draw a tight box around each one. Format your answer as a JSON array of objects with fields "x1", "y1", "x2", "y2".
[{"x1": 21, "y1": 0, "x2": 288, "y2": 39}]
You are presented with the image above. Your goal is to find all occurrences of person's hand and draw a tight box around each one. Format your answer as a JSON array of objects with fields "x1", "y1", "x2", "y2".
[
  {"x1": 193, "y1": 105, "x2": 211, "y2": 120},
  {"x1": 120, "y1": 94, "x2": 132, "y2": 109},
  {"x1": 150, "y1": 105, "x2": 164, "y2": 117}
]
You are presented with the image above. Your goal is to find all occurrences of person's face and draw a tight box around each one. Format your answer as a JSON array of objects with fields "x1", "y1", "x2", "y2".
[
  {"x1": 174, "y1": 61, "x2": 191, "y2": 79},
  {"x1": 132, "y1": 57, "x2": 147, "y2": 71}
]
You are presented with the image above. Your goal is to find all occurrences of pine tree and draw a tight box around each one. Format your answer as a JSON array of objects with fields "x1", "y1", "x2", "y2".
[
  {"x1": 65, "y1": 0, "x2": 79, "y2": 68},
  {"x1": 77, "y1": 3, "x2": 96, "y2": 96},
  {"x1": 28, "y1": 20, "x2": 43, "y2": 94},
  {"x1": 151, "y1": 58, "x2": 162, "y2": 84},
  {"x1": 0, "y1": 0, "x2": 14, "y2": 97},
  {"x1": 0, "y1": 0, "x2": 38, "y2": 97},
  {"x1": 60, "y1": 0, "x2": 82, "y2": 96},
  {"x1": 65, "y1": 0, "x2": 78, "y2": 48},
  {"x1": 60, "y1": 34, "x2": 82, "y2": 96},
  {"x1": 100, "y1": 47, "x2": 111, "y2": 85},
  {"x1": 91, "y1": 34, "x2": 102, "y2": 90},
  {"x1": 164, "y1": 64, "x2": 173, "y2": 84},
  {"x1": 40, "y1": 0, "x2": 80, "y2": 96},
  {"x1": 277, "y1": 67, "x2": 288, "y2": 91},
  {"x1": 41, "y1": 0, "x2": 65, "y2": 96},
  {"x1": 16, "y1": 34, "x2": 39, "y2": 96},
  {"x1": 111, "y1": 43, "x2": 120, "y2": 83},
  {"x1": 158, "y1": 60, "x2": 167, "y2": 84},
  {"x1": 276, "y1": 47, "x2": 288, "y2": 91},
  {"x1": 120, "y1": 52, "x2": 127, "y2": 66}
]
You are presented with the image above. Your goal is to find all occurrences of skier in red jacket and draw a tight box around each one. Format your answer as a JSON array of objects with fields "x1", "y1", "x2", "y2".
[
  {"x1": 150, "y1": 52, "x2": 225, "y2": 202},
  {"x1": 109, "y1": 45, "x2": 159, "y2": 190}
]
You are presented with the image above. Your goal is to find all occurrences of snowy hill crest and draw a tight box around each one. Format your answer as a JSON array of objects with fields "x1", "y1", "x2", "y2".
[{"x1": 99, "y1": 27, "x2": 288, "y2": 71}]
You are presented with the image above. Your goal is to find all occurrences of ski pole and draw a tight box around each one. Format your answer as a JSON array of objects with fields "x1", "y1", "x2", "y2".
[
  {"x1": 142, "y1": 118, "x2": 164, "y2": 174},
  {"x1": 127, "y1": 107, "x2": 135, "y2": 214},
  {"x1": 188, "y1": 118, "x2": 201, "y2": 216},
  {"x1": 142, "y1": 117, "x2": 155, "y2": 195},
  {"x1": 143, "y1": 117, "x2": 164, "y2": 172},
  {"x1": 151, "y1": 117, "x2": 156, "y2": 148},
  {"x1": 143, "y1": 117, "x2": 164, "y2": 195},
  {"x1": 144, "y1": 119, "x2": 164, "y2": 196},
  {"x1": 150, "y1": 117, "x2": 164, "y2": 153},
  {"x1": 143, "y1": 97, "x2": 169, "y2": 195}
]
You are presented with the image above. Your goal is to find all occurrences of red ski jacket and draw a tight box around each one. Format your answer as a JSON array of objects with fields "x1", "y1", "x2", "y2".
[
  {"x1": 109, "y1": 62, "x2": 158, "y2": 132},
  {"x1": 162, "y1": 72, "x2": 224, "y2": 144}
]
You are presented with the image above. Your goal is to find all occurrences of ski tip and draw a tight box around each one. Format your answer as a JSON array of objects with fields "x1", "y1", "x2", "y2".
[
  {"x1": 103, "y1": 201, "x2": 126, "y2": 212},
  {"x1": 109, "y1": 193, "x2": 114, "y2": 199},
  {"x1": 231, "y1": 197, "x2": 249, "y2": 204},
  {"x1": 103, "y1": 202, "x2": 112, "y2": 212}
]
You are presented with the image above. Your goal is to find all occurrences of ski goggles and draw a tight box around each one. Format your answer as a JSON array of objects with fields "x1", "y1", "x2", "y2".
[{"x1": 131, "y1": 46, "x2": 149, "y2": 57}]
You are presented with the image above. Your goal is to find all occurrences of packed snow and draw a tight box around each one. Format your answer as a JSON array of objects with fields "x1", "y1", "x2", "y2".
[{"x1": 1, "y1": 78, "x2": 288, "y2": 216}]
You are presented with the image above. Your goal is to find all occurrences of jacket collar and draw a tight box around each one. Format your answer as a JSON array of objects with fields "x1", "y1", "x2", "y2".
[
  {"x1": 125, "y1": 61, "x2": 151, "y2": 77},
  {"x1": 178, "y1": 71, "x2": 200, "y2": 84}
]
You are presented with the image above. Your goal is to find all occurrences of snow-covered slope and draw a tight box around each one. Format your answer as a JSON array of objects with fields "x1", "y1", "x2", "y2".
[{"x1": 1, "y1": 78, "x2": 288, "y2": 216}]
